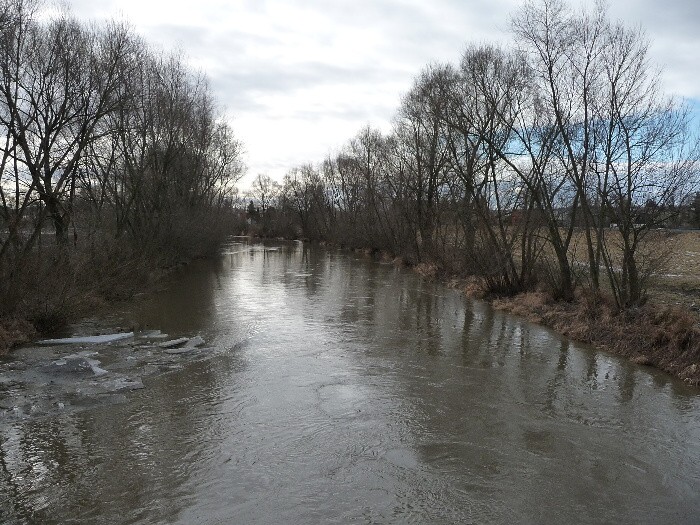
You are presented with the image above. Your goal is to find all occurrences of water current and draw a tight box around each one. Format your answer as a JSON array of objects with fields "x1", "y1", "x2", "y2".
[{"x1": 1, "y1": 240, "x2": 699, "y2": 524}]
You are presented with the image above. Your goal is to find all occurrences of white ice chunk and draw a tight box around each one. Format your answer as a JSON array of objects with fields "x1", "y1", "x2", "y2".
[
  {"x1": 90, "y1": 365, "x2": 109, "y2": 376},
  {"x1": 138, "y1": 330, "x2": 169, "y2": 339},
  {"x1": 159, "y1": 337, "x2": 189, "y2": 349},
  {"x1": 38, "y1": 332, "x2": 134, "y2": 345},
  {"x1": 164, "y1": 336, "x2": 206, "y2": 354},
  {"x1": 184, "y1": 336, "x2": 205, "y2": 348}
]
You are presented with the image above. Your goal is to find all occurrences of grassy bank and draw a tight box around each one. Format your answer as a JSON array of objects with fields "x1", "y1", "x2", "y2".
[
  {"x1": 488, "y1": 292, "x2": 700, "y2": 386},
  {"x1": 410, "y1": 252, "x2": 700, "y2": 387}
]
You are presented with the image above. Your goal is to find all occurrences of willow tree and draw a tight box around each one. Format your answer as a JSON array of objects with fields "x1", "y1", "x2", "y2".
[
  {"x1": 443, "y1": 46, "x2": 546, "y2": 294},
  {"x1": 593, "y1": 21, "x2": 698, "y2": 308}
]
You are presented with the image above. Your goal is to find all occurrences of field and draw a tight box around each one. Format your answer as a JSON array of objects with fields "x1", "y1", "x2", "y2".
[
  {"x1": 651, "y1": 230, "x2": 700, "y2": 311},
  {"x1": 537, "y1": 228, "x2": 700, "y2": 312}
]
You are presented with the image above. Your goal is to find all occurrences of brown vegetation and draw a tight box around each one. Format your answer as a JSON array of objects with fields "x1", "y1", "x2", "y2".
[
  {"x1": 0, "y1": 318, "x2": 35, "y2": 355},
  {"x1": 457, "y1": 281, "x2": 700, "y2": 386}
]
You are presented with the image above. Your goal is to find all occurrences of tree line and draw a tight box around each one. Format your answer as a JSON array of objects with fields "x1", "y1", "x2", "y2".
[
  {"x1": 0, "y1": 0, "x2": 243, "y2": 328},
  {"x1": 249, "y1": 0, "x2": 699, "y2": 310}
]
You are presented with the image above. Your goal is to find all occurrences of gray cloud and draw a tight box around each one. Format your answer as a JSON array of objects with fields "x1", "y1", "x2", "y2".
[
  {"x1": 610, "y1": 0, "x2": 700, "y2": 100},
  {"x1": 610, "y1": 0, "x2": 700, "y2": 38},
  {"x1": 62, "y1": 0, "x2": 700, "y2": 182}
]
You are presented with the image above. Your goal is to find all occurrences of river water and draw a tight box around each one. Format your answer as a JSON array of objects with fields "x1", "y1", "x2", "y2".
[{"x1": 1, "y1": 240, "x2": 699, "y2": 524}]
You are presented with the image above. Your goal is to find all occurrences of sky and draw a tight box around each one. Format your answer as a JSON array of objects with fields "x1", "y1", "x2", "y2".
[{"x1": 65, "y1": 0, "x2": 700, "y2": 188}]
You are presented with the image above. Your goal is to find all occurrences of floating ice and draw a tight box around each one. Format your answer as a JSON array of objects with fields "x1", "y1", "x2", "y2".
[
  {"x1": 38, "y1": 332, "x2": 134, "y2": 345},
  {"x1": 159, "y1": 337, "x2": 190, "y2": 349},
  {"x1": 185, "y1": 336, "x2": 205, "y2": 348},
  {"x1": 163, "y1": 335, "x2": 206, "y2": 354},
  {"x1": 46, "y1": 356, "x2": 109, "y2": 377}
]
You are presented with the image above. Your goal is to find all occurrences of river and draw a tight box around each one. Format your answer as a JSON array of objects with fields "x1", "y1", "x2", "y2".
[{"x1": 1, "y1": 239, "x2": 699, "y2": 524}]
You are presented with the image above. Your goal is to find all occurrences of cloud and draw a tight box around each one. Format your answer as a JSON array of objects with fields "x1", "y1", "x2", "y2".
[
  {"x1": 608, "y1": 0, "x2": 700, "y2": 100},
  {"x1": 64, "y1": 0, "x2": 700, "y2": 185}
]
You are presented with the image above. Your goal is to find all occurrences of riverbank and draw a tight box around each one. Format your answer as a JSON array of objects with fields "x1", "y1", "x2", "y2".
[
  {"x1": 409, "y1": 260, "x2": 700, "y2": 386},
  {"x1": 268, "y1": 239, "x2": 700, "y2": 386},
  {"x1": 0, "y1": 266, "x2": 155, "y2": 355},
  {"x1": 0, "y1": 243, "x2": 222, "y2": 356},
  {"x1": 489, "y1": 291, "x2": 700, "y2": 385}
]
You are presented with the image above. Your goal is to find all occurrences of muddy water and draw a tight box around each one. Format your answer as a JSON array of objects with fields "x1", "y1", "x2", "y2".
[{"x1": 1, "y1": 240, "x2": 700, "y2": 524}]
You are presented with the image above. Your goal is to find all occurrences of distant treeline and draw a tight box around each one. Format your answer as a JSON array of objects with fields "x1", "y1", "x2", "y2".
[
  {"x1": 0, "y1": 0, "x2": 243, "y2": 331},
  {"x1": 249, "y1": 0, "x2": 699, "y2": 310}
]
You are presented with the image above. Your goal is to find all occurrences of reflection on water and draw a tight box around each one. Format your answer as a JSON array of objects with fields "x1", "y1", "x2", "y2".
[{"x1": 2, "y1": 240, "x2": 700, "y2": 524}]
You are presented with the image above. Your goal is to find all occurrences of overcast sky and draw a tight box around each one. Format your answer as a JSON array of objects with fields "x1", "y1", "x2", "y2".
[{"x1": 67, "y1": 0, "x2": 700, "y2": 187}]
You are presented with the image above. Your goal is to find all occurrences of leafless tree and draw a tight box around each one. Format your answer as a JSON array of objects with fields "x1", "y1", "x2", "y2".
[
  {"x1": 249, "y1": 174, "x2": 280, "y2": 215},
  {"x1": 0, "y1": 0, "x2": 245, "y2": 322},
  {"x1": 513, "y1": 0, "x2": 699, "y2": 306},
  {"x1": 392, "y1": 64, "x2": 452, "y2": 260}
]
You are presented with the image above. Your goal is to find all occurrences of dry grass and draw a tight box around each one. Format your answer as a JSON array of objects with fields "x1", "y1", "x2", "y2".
[
  {"x1": 489, "y1": 289, "x2": 700, "y2": 385},
  {"x1": 414, "y1": 262, "x2": 440, "y2": 279},
  {"x1": 561, "y1": 228, "x2": 700, "y2": 310},
  {"x1": 0, "y1": 318, "x2": 36, "y2": 355},
  {"x1": 447, "y1": 276, "x2": 488, "y2": 300},
  {"x1": 647, "y1": 230, "x2": 700, "y2": 310},
  {"x1": 492, "y1": 292, "x2": 551, "y2": 323}
]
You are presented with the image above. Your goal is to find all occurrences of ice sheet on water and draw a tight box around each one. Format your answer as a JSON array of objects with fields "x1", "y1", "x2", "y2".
[{"x1": 38, "y1": 332, "x2": 134, "y2": 345}]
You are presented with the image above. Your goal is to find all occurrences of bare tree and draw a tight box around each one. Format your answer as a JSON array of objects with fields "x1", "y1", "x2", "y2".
[
  {"x1": 594, "y1": 22, "x2": 699, "y2": 307},
  {"x1": 249, "y1": 173, "x2": 280, "y2": 215},
  {"x1": 0, "y1": 6, "x2": 132, "y2": 246},
  {"x1": 513, "y1": 0, "x2": 699, "y2": 306},
  {"x1": 0, "y1": 0, "x2": 245, "y2": 324},
  {"x1": 392, "y1": 64, "x2": 452, "y2": 261},
  {"x1": 444, "y1": 46, "x2": 546, "y2": 293},
  {"x1": 265, "y1": 0, "x2": 699, "y2": 312}
]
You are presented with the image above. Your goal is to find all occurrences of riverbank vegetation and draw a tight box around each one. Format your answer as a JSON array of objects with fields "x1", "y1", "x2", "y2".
[
  {"x1": 246, "y1": 0, "x2": 700, "y2": 383},
  {"x1": 0, "y1": 0, "x2": 244, "y2": 350}
]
